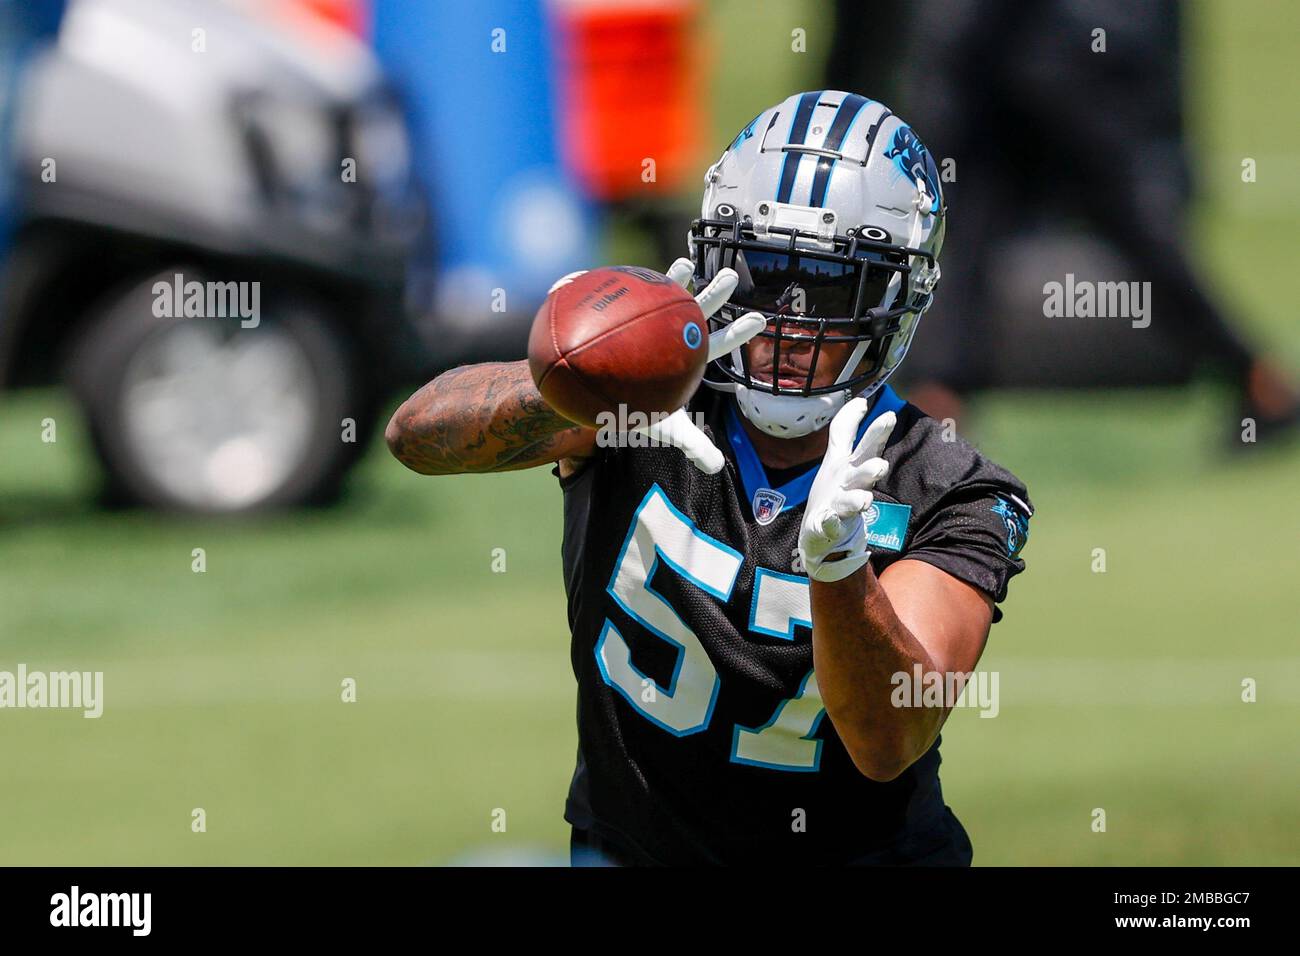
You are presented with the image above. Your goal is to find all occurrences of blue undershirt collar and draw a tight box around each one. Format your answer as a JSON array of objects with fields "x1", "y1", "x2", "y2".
[{"x1": 725, "y1": 385, "x2": 906, "y2": 517}]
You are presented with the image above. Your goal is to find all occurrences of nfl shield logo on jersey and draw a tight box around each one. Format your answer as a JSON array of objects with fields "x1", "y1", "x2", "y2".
[{"x1": 752, "y1": 488, "x2": 786, "y2": 525}]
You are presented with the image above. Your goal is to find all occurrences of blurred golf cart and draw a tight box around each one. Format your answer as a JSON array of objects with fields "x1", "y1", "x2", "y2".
[
  {"x1": 0, "y1": 0, "x2": 609, "y2": 514},
  {"x1": 0, "y1": 0, "x2": 432, "y2": 513}
]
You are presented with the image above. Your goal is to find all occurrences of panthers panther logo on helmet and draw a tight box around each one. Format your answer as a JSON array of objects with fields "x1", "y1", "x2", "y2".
[{"x1": 883, "y1": 126, "x2": 942, "y2": 214}]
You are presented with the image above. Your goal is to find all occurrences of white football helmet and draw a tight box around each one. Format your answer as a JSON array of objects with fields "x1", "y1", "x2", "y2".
[{"x1": 690, "y1": 90, "x2": 946, "y2": 437}]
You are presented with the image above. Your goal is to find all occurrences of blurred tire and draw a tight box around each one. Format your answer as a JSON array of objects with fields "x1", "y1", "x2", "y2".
[{"x1": 66, "y1": 270, "x2": 361, "y2": 514}]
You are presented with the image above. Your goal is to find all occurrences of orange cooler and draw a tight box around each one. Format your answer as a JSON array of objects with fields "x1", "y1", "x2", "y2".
[{"x1": 550, "y1": 0, "x2": 703, "y2": 200}]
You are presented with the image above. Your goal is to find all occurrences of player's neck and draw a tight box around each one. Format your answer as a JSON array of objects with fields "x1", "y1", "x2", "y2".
[{"x1": 739, "y1": 414, "x2": 829, "y2": 470}]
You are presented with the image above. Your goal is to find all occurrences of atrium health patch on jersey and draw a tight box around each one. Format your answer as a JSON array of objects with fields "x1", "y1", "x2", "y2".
[{"x1": 864, "y1": 500, "x2": 911, "y2": 552}]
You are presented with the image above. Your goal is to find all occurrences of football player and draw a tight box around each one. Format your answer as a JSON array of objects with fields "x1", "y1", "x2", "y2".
[{"x1": 387, "y1": 91, "x2": 1033, "y2": 866}]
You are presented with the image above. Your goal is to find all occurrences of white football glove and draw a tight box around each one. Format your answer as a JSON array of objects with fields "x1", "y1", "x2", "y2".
[
  {"x1": 797, "y1": 399, "x2": 897, "y2": 582},
  {"x1": 621, "y1": 258, "x2": 763, "y2": 475}
]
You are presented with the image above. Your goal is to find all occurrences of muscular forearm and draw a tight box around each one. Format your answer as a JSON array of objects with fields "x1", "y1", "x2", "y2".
[
  {"x1": 385, "y1": 361, "x2": 593, "y2": 475},
  {"x1": 810, "y1": 566, "x2": 946, "y2": 781}
]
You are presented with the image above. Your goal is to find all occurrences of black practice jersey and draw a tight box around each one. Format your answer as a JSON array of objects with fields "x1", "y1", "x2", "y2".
[{"x1": 553, "y1": 385, "x2": 1032, "y2": 865}]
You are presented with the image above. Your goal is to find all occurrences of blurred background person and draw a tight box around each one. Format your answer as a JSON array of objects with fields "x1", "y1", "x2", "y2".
[{"x1": 826, "y1": 0, "x2": 1300, "y2": 443}]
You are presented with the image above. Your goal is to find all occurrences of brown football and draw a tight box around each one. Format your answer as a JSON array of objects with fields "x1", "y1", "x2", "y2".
[{"x1": 528, "y1": 266, "x2": 708, "y2": 428}]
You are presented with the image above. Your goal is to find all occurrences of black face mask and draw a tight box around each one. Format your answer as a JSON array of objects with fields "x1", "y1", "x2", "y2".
[{"x1": 690, "y1": 216, "x2": 935, "y2": 396}]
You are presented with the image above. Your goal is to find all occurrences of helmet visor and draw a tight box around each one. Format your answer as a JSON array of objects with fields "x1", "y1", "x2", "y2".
[{"x1": 724, "y1": 246, "x2": 898, "y2": 319}]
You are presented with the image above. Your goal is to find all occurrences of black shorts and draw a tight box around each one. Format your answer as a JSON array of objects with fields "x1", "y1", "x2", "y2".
[{"x1": 570, "y1": 806, "x2": 973, "y2": 867}]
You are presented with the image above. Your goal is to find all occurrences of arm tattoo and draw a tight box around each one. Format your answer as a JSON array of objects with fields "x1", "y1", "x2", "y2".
[{"x1": 386, "y1": 362, "x2": 593, "y2": 475}]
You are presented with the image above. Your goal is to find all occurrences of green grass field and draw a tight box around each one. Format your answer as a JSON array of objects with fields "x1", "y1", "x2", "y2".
[{"x1": 0, "y1": 0, "x2": 1297, "y2": 865}]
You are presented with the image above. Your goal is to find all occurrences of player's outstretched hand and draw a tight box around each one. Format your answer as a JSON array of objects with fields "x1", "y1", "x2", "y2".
[
  {"x1": 629, "y1": 258, "x2": 765, "y2": 475},
  {"x1": 797, "y1": 399, "x2": 896, "y2": 582}
]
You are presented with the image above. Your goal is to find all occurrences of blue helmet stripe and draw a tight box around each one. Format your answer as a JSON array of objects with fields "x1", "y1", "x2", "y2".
[
  {"x1": 775, "y1": 91, "x2": 821, "y2": 203},
  {"x1": 808, "y1": 93, "x2": 871, "y2": 207}
]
